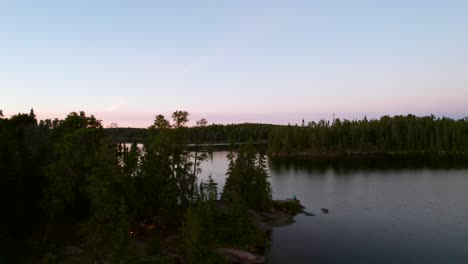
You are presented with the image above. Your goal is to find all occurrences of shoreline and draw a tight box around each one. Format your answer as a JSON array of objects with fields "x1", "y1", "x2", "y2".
[{"x1": 213, "y1": 199, "x2": 306, "y2": 264}]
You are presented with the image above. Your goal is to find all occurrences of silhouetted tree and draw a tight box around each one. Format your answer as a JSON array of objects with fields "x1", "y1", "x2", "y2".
[
  {"x1": 196, "y1": 118, "x2": 208, "y2": 127},
  {"x1": 172, "y1": 110, "x2": 189, "y2": 128},
  {"x1": 222, "y1": 144, "x2": 272, "y2": 211},
  {"x1": 149, "y1": 114, "x2": 171, "y2": 129}
]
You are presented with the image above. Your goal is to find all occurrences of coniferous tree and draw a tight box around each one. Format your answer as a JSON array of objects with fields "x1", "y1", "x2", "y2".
[
  {"x1": 149, "y1": 114, "x2": 171, "y2": 129},
  {"x1": 83, "y1": 138, "x2": 130, "y2": 262},
  {"x1": 222, "y1": 144, "x2": 272, "y2": 211}
]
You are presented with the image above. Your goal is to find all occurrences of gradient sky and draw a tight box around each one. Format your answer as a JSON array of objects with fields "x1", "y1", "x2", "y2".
[{"x1": 1, "y1": 1, "x2": 468, "y2": 127}]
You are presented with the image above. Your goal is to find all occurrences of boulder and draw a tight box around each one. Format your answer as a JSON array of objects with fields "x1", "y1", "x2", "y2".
[{"x1": 215, "y1": 248, "x2": 265, "y2": 264}]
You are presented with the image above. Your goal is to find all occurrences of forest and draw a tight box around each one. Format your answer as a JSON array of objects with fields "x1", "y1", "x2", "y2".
[
  {"x1": 267, "y1": 115, "x2": 468, "y2": 155},
  {"x1": 108, "y1": 114, "x2": 468, "y2": 155},
  {"x1": 0, "y1": 110, "x2": 273, "y2": 263},
  {"x1": 1, "y1": 109, "x2": 467, "y2": 263}
]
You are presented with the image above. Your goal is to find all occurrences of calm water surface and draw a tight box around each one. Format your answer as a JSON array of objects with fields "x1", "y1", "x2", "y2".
[{"x1": 199, "y1": 152, "x2": 468, "y2": 264}]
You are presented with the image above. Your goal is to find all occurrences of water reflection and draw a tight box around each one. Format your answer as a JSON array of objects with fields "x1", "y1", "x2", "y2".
[
  {"x1": 200, "y1": 152, "x2": 468, "y2": 264},
  {"x1": 269, "y1": 154, "x2": 468, "y2": 175}
]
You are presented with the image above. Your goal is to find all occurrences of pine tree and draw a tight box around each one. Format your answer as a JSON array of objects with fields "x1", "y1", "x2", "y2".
[{"x1": 222, "y1": 144, "x2": 272, "y2": 211}]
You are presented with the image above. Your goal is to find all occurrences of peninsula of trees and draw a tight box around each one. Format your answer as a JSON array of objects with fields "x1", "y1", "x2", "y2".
[{"x1": 0, "y1": 110, "x2": 281, "y2": 263}]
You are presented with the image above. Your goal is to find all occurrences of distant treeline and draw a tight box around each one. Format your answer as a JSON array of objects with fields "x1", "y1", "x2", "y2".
[
  {"x1": 105, "y1": 123, "x2": 277, "y2": 144},
  {"x1": 268, "y1": 115, "x2": 468, "y2": 154},
  {"x1": 106, "y1": 114, "x2": 468, "y2": 155}
]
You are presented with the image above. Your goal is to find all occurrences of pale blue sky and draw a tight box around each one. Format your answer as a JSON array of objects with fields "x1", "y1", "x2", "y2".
[{"x1": 1, "y1": 1, "x2": 467, "y2": 127}]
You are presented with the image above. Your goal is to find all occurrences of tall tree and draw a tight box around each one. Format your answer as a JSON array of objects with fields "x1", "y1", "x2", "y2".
[
  {"x1": 196, "y1": 118, "x2": 208, "y2": 127},
  {"x1": 42, "y1": 112, "x2": 105, "y2": 242},
  {"x1": 84, "y1": 138, "x2": 131, "y2": 262},
  {"x1": 0, "y1": 111, "x2": 45, "y2": 261},
  {"x1": 150, "y1": 114, "x2": 171, "y2": 129},
  {"x1": 172, "y1": 110, "x2": 189, "y2": 128},
  {"x1": 222, "y1": 144, "x2": 272, "y2": 211}
]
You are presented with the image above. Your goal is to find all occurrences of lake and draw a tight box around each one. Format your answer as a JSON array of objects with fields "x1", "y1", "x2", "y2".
[{"x1": 199, "y1": 151, "x2": 468, "y2": 264}]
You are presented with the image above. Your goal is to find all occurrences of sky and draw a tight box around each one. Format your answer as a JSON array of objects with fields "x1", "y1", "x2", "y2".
[{"x1": 1, "y1": 1, "x2": 468, "y2": 127}]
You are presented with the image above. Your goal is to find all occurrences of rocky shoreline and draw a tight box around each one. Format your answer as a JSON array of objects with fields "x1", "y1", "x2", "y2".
[{"x1": 214, "y1": 199, "x2": 308, "y2": 264}]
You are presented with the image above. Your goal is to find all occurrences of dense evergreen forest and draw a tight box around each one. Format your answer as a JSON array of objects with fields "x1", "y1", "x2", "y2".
[
  {"x1": 107, "y1": 114, "x2": 468, "y2": 155},
  {"x1": 105, "y1": 123, "x2": 276, "y2": 144},
  {"x1": 1, "y1": 109, "x2": 467, "y2": 263},
  {"x1": 0, "y1": 110, "x2": 272, "y2": 263},
  {"x1": 268, "y1": 115, "x2": 468, "y2": 155}
]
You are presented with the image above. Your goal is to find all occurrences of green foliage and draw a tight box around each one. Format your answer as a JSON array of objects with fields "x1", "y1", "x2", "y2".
[
  {"x1": 199, "y1": 175, "x2": 218, "y2": 202},
  {"x1": 43, "y1": 128, "x2": 105, "y2": 221},
  {"x1": 3, "y1": 109, "x2": 466, "y2": 263},
  {"x1": 183, "y1": 204, "x2": 228, "y2": 263},
  {"x1": 106, "y1": 127, "x2": 149, "y2": 142},
  {"x1": 222, "y1": 145, "x2": 272, "y2": 211},
  {"x1": 107, "y1": 123, "x2": 277, "y2": 144},
  {"x1": 107, "y1": 114, "x2": 468, "y2": 155},
  {"x1": 81, "y1": 138, "x2": 132, "y2": 262},
  {"x1": 183, "y1": 178, "x2": 267, "y2": 262},
  {"x1": 1, "y1": 109, "x2": 269, "y2": 262},
  {"x1": 183, "y1": 206, "x2": 203, "y2": 261},
  {"x1": 37, "y1": 112, "x2": 136, "y2": 262},
  {"x1": 196, "y1": 118, "x2": 208, "y2": 127},
  {"x1": 149, "y1": 114, "x2": 171, "y2": 129},
  {"x1": 0, "y1": 110, "x2": 47, "y2": 260},
  {"x1": 268, "y1": 114, "x2": 468, "y2": 155},
  {"x1": 120, "y1": 142, "x2": 141, "y2": 178},
  {"x1": 172, "y1": 110, "x2": 189, "y2": 128},
  {"x1": 60, "y1": 111, "x2": 102, "y2": 130},
  {"x1": 225, "y1": 196, "x2": 267, "y2": 247}
]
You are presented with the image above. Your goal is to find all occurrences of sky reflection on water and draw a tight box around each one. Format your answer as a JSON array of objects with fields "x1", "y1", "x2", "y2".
[{"x1": 200, "y1": 152, "x2": 468, "y2": 264}]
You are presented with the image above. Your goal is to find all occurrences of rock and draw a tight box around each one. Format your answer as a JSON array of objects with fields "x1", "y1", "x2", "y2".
[
  {"x1": 321, "y1": 208, "x2": 329, "y2": 214},
  {"x1": 303, "y1": 211, "x2": 315, "y2": 216},
  {"x1": 255, "y1": 222, "x2": 272, "y2": 232},
  {"x1": 215, "y1": 248, "x2": 265, "y2": 264},
  {"x1": 267, "y1": 216, "x2": 295, "y2": 227},
  {"x1": 273, "y1": 199, "x2": 296, "y2": 204}
]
